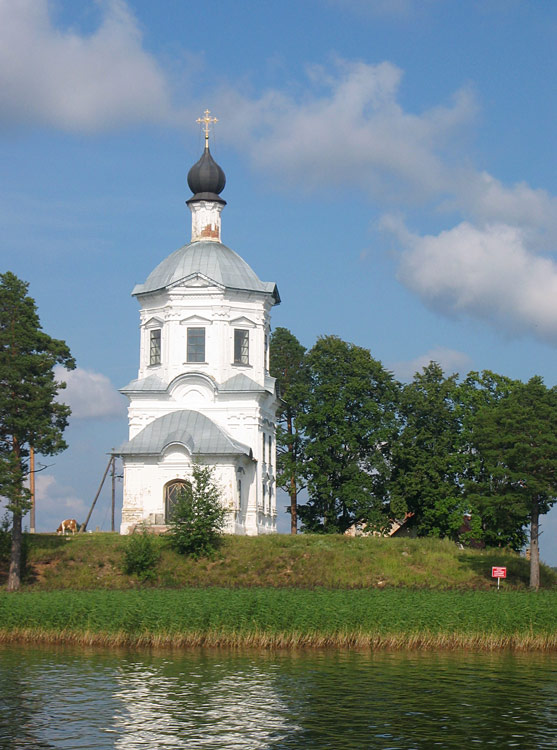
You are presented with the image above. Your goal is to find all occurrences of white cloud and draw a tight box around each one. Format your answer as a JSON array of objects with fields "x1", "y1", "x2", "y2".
[
  {"x1": 214, "y1": 58, "x2": 557, "y2": 256},
  {"x1": 0, "y1": 0, "x2": 175, "y2": 132},
  {"x1": 394, "y1": 220, "x2": 557, "y2": 345},
  {"x1": 3, "y1": 2, "x2": 556, "y2": 349},
  {"x1": 1, "y1": 465, "x2": 119, "y2": 532},
  {"x1": 454, "y1": 170, "x2": 557, "y2": 243},
  {"x1": 216, "y1": 59, "x2": 476, "y2": 202},
  {"x1": 391, "y1": 347, "x2": 473, "y2": 382},
  {"x1": 55, "y1": 366, "x2": 125, "y2": 419},
  {"x1": 0, "y1": 474, "x2": 88, "y2": 531},
  {"x1": 4, "y1": 2, "x2": 552, "y2": 246},
  {"x1": 1, "y1": 0, "x2": 553, "y2": 249},
  {"x1": 220, "y1": 61, "x2": 556, "y2": 248}
]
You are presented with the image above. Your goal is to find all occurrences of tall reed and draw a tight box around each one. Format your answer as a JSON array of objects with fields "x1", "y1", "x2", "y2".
[{"x1": 1, "y1": 589, "x2": 555, "y2": 651}]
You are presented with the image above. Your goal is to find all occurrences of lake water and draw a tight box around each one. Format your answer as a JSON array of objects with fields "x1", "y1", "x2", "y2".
[{"x1": 0, "y1": 645, "x2": 555, "y2": 749}]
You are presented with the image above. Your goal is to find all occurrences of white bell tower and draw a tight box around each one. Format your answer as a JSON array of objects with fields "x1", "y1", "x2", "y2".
[{"x1": 117, "y1": 112, "x2": 280, "y2": 535}]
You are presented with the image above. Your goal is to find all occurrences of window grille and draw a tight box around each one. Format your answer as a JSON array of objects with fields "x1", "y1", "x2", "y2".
[
  {"x1": 150, "y1": 329, "x2": 161, "y2": 366},
  {"x1": 164, "y1": 480, "x2": 190, "y2": 522},
  {"x1": 234, "y1": 329, "x2": 249, "y2": 365},
  {"x1": 187, "y1": 327, "x2": 205, "y2": 362}
]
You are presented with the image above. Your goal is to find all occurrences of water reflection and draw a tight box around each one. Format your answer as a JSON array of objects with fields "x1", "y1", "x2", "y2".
[
  {"x1": 113, "y1": 656, "x2": 294, "y2": 748},
  {"x1": 0, "y1": 645, "x2": 555, "y2": 749},
  {"x1": 0, "y1": 648, "x2": 122, "y2": 749}
]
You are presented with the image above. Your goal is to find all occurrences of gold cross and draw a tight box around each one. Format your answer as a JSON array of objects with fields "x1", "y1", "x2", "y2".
[{"x1": 196, "y1": 109, "x2": 218, "y2": 145}]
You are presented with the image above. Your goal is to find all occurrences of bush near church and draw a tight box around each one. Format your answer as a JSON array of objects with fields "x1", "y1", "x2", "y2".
[
  {"x1": 167, "y1": 464, "x2": 227, "y2": 558},
  {"x1": 122, "y1": 526, "x2": 161, "y2": 581}
]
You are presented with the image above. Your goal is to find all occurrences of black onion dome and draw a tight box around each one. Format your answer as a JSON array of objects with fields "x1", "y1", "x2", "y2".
[{"x1": 187, "y1": 146, "x2": 226, "y2": 205}]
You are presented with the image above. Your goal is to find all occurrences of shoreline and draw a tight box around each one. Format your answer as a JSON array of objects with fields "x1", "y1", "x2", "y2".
[{"x1": 0, "y1": 628, "x2": 556, "y2": 652}]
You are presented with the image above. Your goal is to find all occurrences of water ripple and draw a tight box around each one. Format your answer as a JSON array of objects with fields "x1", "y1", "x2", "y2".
[{"x1": 0, "y1": 647, "x2": 555, "y2": 749}]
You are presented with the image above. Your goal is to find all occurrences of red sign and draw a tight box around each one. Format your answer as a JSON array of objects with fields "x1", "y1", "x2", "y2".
[{"x1": 492, "y1": 566, "x2": 507, "y2": 578}]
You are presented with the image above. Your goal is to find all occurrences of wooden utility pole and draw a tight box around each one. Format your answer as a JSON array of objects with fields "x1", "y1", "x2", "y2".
[
  {"x1": 29, "y1": 446, "x2": 36, "y2": 533},
  {"x1": 80, "y1": 455, "x2": 113, "y2": 532}
]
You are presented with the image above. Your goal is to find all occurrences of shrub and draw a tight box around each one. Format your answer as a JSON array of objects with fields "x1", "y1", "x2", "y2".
[
  {"x1": 168, "y1": 464, "x2": 227, "y2": 558},
  {"x1": 122, "y1": 527, "x2": 160, "y2": 581}
]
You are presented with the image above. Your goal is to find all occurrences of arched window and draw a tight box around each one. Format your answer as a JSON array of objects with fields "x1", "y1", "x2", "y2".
[{"x1": 164, "y1": 480, "x2": 191, "y2": 522}]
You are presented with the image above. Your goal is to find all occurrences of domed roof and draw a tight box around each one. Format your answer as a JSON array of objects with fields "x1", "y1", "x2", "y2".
[
  {"x1": 132, "y1": 240, "x2": 280, "y2": 302},
  {"x1": 187, "y1": 146, "x2": 226, "y2": 205},
  {"x1": 117, "y1": 409, "x2": 252, "y2": 457}
]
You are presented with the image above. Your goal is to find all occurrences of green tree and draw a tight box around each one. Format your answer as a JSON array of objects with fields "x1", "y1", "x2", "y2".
[
  {"x1": 0, "y1": 272, "x2": 74, "y2": 590},
  {"x1": 269, "y1": 327, "x2": 308, "y2": 534},
  {"x1": 168, "y1": 463, "x2": 227, "y2": 557},
  {"x1": 297, "y1": 336, "x2": 398, "y2": 533},
  {"x1": 459, "y1": 370, "x2": 525, "y2": 549},
  {"x1": 469, "y1": 376, "x2": 557, "y2": 589},
  {"x1": 389, "y1": 363, "x2": 466, "y2": 539}
]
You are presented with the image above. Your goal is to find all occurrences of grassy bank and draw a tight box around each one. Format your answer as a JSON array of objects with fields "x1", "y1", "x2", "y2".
[
  {"x1": 5, "y1": 532, "x2": 556, "y2": 591},
  {"x1": 0, "y1": 589, "x2": 556, "y2": 650}
]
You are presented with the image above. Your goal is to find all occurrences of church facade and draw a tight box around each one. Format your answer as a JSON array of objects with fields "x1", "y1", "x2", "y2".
[{"x1": 117, "y1": 120, "x2": 280, "y2": 535}]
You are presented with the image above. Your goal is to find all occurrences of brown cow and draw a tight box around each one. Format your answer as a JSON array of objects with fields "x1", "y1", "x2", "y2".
[{"x1": 56, "y1": 519, "x2": 78, "y2": 535}]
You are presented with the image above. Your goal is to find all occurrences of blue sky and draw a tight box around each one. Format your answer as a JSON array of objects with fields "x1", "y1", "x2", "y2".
[{"x1": 2, "y1": 0, "x2": 557, "y2": 564}]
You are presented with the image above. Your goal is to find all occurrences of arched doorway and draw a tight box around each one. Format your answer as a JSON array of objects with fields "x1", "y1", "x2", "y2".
[{"x1": 164, "y1": 479, "x2": 191, "y2": 522}]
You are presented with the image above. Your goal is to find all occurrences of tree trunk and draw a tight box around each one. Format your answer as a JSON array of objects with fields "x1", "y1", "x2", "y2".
[
  {"x1": 7, "y1": 510, "x2": 22, "y2": 592},
  {"x1": 529, "y1": 498, "x2": 540, "y2": 591},
  {"x1": 287, "y1": 412, "x2": 297, "y2": 534},
  {"x1": 290, "y1": 476, "x2": 297, "y2": 535}
]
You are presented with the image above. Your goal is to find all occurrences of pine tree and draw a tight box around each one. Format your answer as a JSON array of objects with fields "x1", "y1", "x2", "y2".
[
  {"x1": 470, "y1": 376, "x2": 557, "y2": 589},
  {"x1": 0, "y1": 272, "x2": 74, "y2": 590}
]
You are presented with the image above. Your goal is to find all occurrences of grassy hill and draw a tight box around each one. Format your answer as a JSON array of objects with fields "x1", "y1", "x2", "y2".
[
  {"x1": 4, "y1": 532, "x2": 556, "y2": 591},
  {"x1": 1, "y1": 534, "x2": 556, "y2": 650}
]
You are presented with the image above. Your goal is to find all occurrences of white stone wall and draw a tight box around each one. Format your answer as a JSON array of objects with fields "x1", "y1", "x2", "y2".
[
  {"x1": 136, "y1": 286, "x2": 273, "y2": 389},
  {"x1": 189, "y1": 201, "x2": 223, "y2": 242},
  {"x1": 121, "y1": 387, "x2": 277, "y2": 534},
  {"x1": 121, "y1": 278, "x2": 278, "y2": 535},
  {"x1": 120, "y1": 450, "x2": 257, "y2": 535}
]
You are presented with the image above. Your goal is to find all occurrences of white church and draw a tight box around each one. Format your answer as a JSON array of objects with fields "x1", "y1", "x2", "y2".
[{"x1": 117, "y1": 113, "x2": 280, "y2": 535}]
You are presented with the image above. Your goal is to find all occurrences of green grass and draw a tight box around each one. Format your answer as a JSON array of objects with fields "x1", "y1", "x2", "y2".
[
  {"x1": 0, "y1": 589, "x2": 555, "y2": 650},
  {"x1": 2, "y1": 536, "x2": 555, "y2": 651},
  {"x1": 8, "y1": 532, "x2": 556, "y2": 591}
]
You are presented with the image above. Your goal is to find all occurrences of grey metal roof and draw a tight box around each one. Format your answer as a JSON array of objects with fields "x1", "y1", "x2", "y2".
[
  {"x1": 133, "y1": 240, "x2": 280, "y2": 303},
  {"x1": 220, "y1": 374, "x2": 266, "y2": 392},
  {"x1": 116, "y1": 410, "x2": 252, "y2": 457},
  {"x1": 120, "y1": 372, "x2": 276, "y2": 397},
  {"x1": 120, "y1": 374, "x2": 168, "y2": 394},
  {"x1": 264, "y1": 374, "x2": 278, "y2": 395}
]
